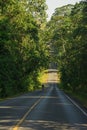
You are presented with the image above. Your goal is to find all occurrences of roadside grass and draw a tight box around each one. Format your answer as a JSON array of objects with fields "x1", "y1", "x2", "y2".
[
  {"x1": 63, "y1": 89, "x2": 87, "y2": 108},
  {"x1": 71, "y1": 92, "x2": 87, "y2": 108},
  {"x1": 58, "y1": 82, "x2": 87, "y2": 109}
]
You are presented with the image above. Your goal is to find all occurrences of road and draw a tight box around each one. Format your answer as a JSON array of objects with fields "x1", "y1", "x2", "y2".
[{"x1": 0, "y1": 69, "x2": 87, "y2": 130}]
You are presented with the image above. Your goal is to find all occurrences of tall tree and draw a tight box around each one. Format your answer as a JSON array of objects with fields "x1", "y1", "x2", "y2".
[
  {"x1": 46, "y1": 1, "x2": 87, "y2": 92},
  {"x1": 0, "y1": 0, "x2": 48, "y2": 97}
]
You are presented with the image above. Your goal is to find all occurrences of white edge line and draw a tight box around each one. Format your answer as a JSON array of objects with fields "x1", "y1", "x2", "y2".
[{"x1": 65, "y1": 94, "x2": 87, "y2": 117}]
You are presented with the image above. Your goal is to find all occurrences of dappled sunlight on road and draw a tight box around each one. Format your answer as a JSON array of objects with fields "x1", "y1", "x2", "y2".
[
  {"x1": 0, "y1": 69, "x2": 87, "y2": 130},
  {"x1": 19, "y1": 120, "x2": 87, "y2": 130}
]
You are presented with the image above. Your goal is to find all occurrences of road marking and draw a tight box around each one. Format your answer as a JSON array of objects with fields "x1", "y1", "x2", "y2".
[
  {"x1": 65, "y1": 94, "x2": 87, "y2": 117},
  {"x1": 13, "y1": 96, "x2": 42, "y2": 130}
]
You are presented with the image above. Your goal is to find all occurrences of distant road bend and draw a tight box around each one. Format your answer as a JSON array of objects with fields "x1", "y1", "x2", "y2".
[{"x1": 0, "y1": 69, "x2": 87, "y2": 130}]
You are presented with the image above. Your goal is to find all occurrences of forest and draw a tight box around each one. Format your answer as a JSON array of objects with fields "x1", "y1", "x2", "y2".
[
  {"x1": 0, "y1": 0, "x2": 87, "y2": 101},
  {"x1": 46, "y1": 0, "x2": 87, "y2": 105},
  {"x1": 0, "y1": 0, "x2": 49, "y2": 97}
]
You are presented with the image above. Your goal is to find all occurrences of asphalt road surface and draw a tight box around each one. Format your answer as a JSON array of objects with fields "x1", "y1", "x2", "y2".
[{"x1": 0, "y1": 69, "x2": 87, "y2": 130}]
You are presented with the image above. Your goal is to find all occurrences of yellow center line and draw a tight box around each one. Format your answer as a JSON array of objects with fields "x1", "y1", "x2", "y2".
[{"x1": 13, "y1": 96, "x2": 42, "y2": 130}]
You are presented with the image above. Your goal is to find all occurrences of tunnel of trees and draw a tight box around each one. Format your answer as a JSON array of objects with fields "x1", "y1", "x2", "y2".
[
  {"x1": 46, "y1": 0, "x2": 87, "y2": 97},
  {"x1": 0, "y1": 0, "x2": 87, "y2": 98}
]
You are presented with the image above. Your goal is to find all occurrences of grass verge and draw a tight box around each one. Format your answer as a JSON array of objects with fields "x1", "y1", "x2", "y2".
[{"x1": 64, "y1": 90, "x2": 87, "y2": 109}]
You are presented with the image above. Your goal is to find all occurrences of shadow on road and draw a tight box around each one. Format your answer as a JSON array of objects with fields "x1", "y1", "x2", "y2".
[
  {"x1": 0, "y1": 70, "x2": 87, "y2": 130},
  {"x1": 20, "y1": 119, "x2": 87, "y2": 130},
  {"x1": 20, "y1": 82, "x2": 87, "y2": 130}
]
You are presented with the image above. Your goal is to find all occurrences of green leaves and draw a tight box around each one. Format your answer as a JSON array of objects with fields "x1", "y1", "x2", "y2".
[
  {"x1": 0, "y1": 0, "x2": 48, "y2": 97},
  {"x1": 46, "y1": 1, "x2": 87, "y2": 93}
]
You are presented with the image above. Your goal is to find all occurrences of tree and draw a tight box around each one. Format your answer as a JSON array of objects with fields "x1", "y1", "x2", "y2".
[
  {"x1": 0, "y1": 0, "x2": 48, "y2": 97},
  {"x1": 46, "y1": 1, "x2": 87, "y2": 93}
]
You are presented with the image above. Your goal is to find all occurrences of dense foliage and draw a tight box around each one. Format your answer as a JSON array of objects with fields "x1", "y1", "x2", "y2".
[
  {"x1": 0, "y1": 0, "x2": 49, "y2": 97},
  {"x1": 0, "y1": 0, "x2": 87, "y2": 98},
  {"x1": 46, "y1": 1, "x2": 87, "y2": 93}
]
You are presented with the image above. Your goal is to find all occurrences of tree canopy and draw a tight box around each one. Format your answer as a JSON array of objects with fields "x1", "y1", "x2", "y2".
[
  {"x1": 0, "y1": 0, "x2": 87, "y2": 98},
  {"x1": 46, "y1": 1, "x2": 87, "y2": 93},
  {"x1": 0, "y1": 0, "x2": 49, "y2": 97}
]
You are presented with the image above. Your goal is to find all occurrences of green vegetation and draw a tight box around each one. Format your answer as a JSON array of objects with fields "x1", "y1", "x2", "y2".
[
  {"x1": 0, "y1": 0, "x2": 49, "y2": 98},
  {"x1": 46, "y1": 1, "x2": 87, "y2": 106},
  {"x1": 63, "y1": 89, "x2": 87, "y2": 108},
  {"x1": 0, "y1": 0, "x2": 87, "y2": 106}
]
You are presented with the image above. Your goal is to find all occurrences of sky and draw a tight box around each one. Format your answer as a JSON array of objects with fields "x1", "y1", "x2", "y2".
[{"x1": 46, "y1": 0, "x2": 81, "y2": 20}]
